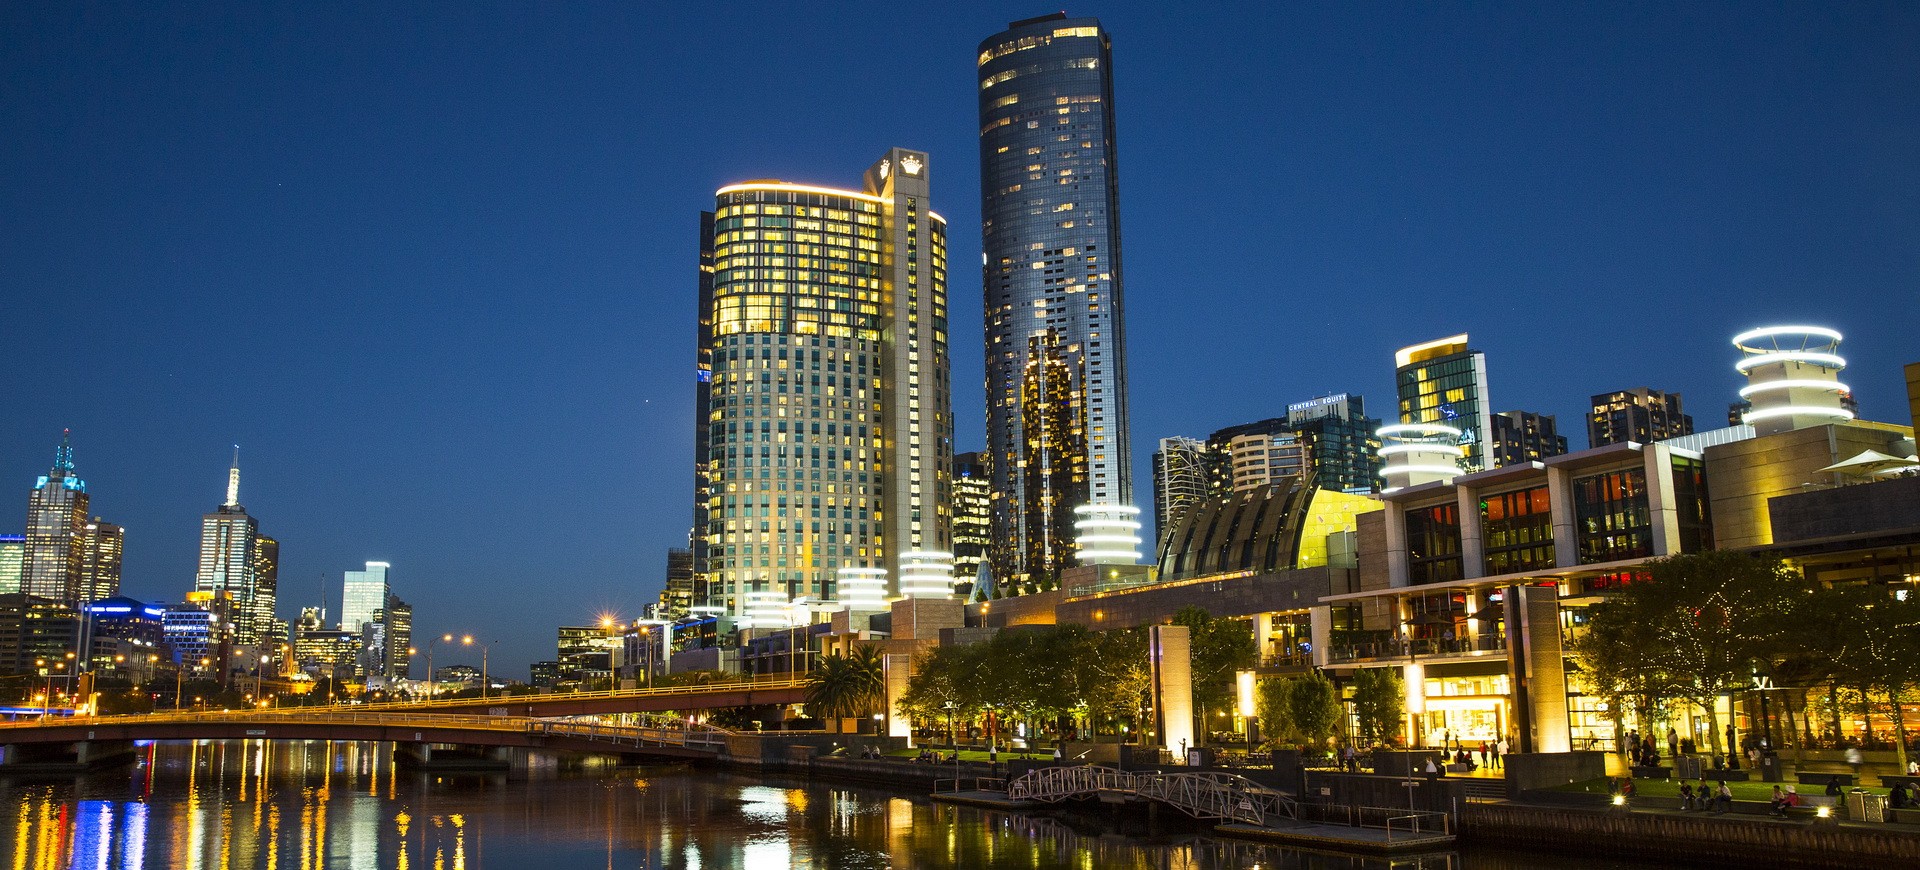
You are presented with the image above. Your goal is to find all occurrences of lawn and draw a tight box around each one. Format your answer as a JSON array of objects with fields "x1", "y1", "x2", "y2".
[{"x1": 882, "y1": 748, "x2": 1052, "y2": 762}]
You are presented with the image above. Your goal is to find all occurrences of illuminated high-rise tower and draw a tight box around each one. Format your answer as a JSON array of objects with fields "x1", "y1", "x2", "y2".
[
  {"x1": 697, "y1": 148, "x2": 952, "y2": 614},
  {"x1": 978, "y1": 13, "x2": 1131, "y2": 591},
  {"x1": 194, "y1": 448, "x2": 276, "y2": 649},
  {"x1": 23, "y1": 431, "x2": 89, "y2": 602}
]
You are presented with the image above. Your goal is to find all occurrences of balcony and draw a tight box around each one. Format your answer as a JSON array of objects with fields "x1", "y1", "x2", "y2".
[{"x1": 1328, "y1": 633, "x2": 1508, "y2": 665}]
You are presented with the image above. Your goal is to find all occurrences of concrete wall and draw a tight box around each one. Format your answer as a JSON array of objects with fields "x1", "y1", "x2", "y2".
[
  {"x1": 1463, "y1": 802, "x2": 1920, "y2": 869},
  {"x1": 1705, "y1": 422, "x2": 1912, "y2": 549},
  {"x1": 1503, "y1": 750, "x2": 1606, "y2": 797},
  {"x1": 1768, "y1": 474, "x2": 1920, "y2": 543}
]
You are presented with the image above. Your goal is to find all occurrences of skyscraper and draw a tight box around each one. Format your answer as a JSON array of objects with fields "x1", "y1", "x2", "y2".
[
  {"x1": 339, "y1": 561, "x2": 390, "y2": 634},
  {"x1": 0, "y1": 535, "x2": 24, "y2": 595},
  {"x1": 951, "y1": 452, "x2": 992, "y2": 588},
  {"x1": 79, "y1": 518, "x2": 124, "y2": 603},
  {"x1": 23, "y1": 431, "x2": 89, "y2": 602},
  {"x1": 1392, "y1": 334, "x2": 1494, "y2": 473},
  {"x1": 978, "y1": 13, "x2": 1131, "y2": 591},
  {"x1": 658, "y1": 547, "x2": 694, "y2": 620},
  {"x1": 698, "y1": 148, "x2": 951, "y2": 613},
  {"x1": 1588, "y1": 387, "x2": 1694, "y2": 447},
  {"x1": 194, "y1": 450, "x2": 275, "y2": 648}
]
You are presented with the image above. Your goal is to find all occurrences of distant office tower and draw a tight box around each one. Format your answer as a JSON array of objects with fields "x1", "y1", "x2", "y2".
[
  {"x1": 1152, "y1": 437, "x2": 1212, "y2": 540},
  {"x1": 1211, "y1": 423, "x2": 1304, "y2": 493},
  {"x1": 1286, "y1": 394, "x2": 1385, "y2": 494},
  {"x1": 165, "y1": 590, "x2": 234, "y2": 680},
  {"x1": 359, "y1": 592, "x2": 411, "y2": 681},
  {"x1": 1391, "y1": 335, "x2": 1493, "y2": 472},
  {"x1": 1588, "y1": 388, "x2": 1694, "y2": 447},
  {"x1": 557, "y1": 624, "x2": 619, "y2": 684},
  {"x1": 22, "y1": 431, "x2": 89, "y2": 602},
  {"x1": 979, "y1": 13, "x2": 1131, "y2": 591},
  {"x1": 1490, "y1": 410, "x2": 1569, "y2": 466},
  {"x1": 0, "y1": 593, "x2": 79, "y2": 674},
  {"x1": 339, "y1": 562, "x2": 390, "y2": 634},
  {"x1": 293, "y1": 607, "x2": 360, "y2": 682},
  {"x1": 951, "y1": 452, "x2": 993, "y2": 588},
  {"x1": 0, "y1": 535, "x2": 24, "y2": 595},
  {"x1": 698, "y1": 148, "x2": 952, "y2": 612},
  {"x1": 79, "y1": 518, "x2": 123, "y2": 603},
  {"x1": 194, "y1": 450, "x2": 276, "y2": 648},
  {"x1": 658, "y1": 548, "x2": 694, "y2": 620}
]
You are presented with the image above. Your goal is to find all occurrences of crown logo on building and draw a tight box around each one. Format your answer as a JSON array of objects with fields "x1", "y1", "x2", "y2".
[
  {"x1": 878, "y1": 158, "x2": 890, "y2": 179},
  {"x1": 900, "y1": 154, "x2": 923, "y2": 176}
]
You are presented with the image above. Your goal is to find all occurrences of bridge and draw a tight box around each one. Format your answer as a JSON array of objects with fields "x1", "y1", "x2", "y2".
[
  {"x1": 1005, "y1": 765, "x2": 1299, "y2": 826},
  {"x1": 0, "y1": 710, "x2": 733, "y2": 771},
  {"x1": 344, "y1": 677, "x2": 809, "y2": 718}
]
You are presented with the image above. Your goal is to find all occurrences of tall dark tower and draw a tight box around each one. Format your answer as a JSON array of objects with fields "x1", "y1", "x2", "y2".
[
  {"x1": 978, "y1": 13, "x2": 1131, "y2": 592},
  {"x1": 22, "y1": 430, "x2": 89, "y2": 602}
]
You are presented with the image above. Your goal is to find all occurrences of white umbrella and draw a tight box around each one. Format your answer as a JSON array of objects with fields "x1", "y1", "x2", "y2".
[{"x1": 1817, "y1": 449, "x2": 1920, "y2": 476}]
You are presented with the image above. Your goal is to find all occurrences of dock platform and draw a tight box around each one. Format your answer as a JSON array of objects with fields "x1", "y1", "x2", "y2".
[{"x1": 1215, "y1": 820, "x2": 1456, "y2": 853}]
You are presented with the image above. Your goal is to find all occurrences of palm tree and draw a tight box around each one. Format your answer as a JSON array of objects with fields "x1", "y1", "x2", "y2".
[{"x1": 808, "y1": 644, "x2": 887, "y2": 732}]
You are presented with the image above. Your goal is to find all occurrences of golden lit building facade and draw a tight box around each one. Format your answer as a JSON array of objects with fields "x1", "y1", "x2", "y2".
[{"x1": 700, "y1": 149, "x2": 951, "y2": 614}]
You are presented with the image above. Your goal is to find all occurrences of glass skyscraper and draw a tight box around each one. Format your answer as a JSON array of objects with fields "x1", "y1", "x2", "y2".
[
  {"x1": 24, "y1": 431, "x2": 90, "y2": 602},
  {"x1": 194, "y1": 451, "x2": 276, "y2": 649},
  {"x1": 1393, "y1": 335, "x2": 1494, "y2": 473},
  {"x1": 978, "y1": 13, "x2": 1131, "y2": 592},
  {"x1": 697, "y1": 149, "x2": 951, "y2": 613}
]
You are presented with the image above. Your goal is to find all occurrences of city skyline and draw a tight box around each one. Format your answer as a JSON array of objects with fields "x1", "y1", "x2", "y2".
[{"x1": 3, "y1": 2, "x2": 1916, "y2": 669}]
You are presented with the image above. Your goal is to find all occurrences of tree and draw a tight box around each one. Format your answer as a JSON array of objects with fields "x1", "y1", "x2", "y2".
[
  {"x1": 1587, "y1": 551, "x2": 1802, "y2": 763},
  {"x1": 1350, "y1": 667, "x2": 1404, "y2": 746},
  {"x1": 1830, "y1": 586, "x2": 1920, "y2": 771},
  {"x1": 807, "y1": 644, "x2": 886, "y2": 731},
  {"x1": 897, "y1": 644, "x2": 984, "y2": 742},
  {"x1": 1255, "y1": 677, "x2": 1295, "y2": 743},
  {"x1": 1287, "y1": 670, "x2": 1342, "y2": 752},
  {"x1": 1170, "y1": 606, "x2": 1258, "y2": 741}
]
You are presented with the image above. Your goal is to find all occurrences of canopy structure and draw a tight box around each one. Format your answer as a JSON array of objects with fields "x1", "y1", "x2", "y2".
[{"x1": 1817, "y1": 449, "x2": 1920, "y2": 477}]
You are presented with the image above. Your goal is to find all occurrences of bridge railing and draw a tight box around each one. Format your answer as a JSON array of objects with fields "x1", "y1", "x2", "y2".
[
  {"x1": 1005, "y1": 765, "x2": 1298, "y2": 826},
  {"x1": 339, "y1": 675, "x2": 811, "y2": 713},
  {"x1": 0, "y1": 710, "x2": 731, "y2": 752}
]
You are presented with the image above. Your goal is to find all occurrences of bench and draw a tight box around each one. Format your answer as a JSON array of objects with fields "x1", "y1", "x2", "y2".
[
  {"x1": 1878, "y1": 774, "x2": 1920, "y2": 789},
  {"x1": 1798, "y1": 772, "x2": 1853, "y2": 788},
  {"x1": 1701, "y1": 769, "x2": 1749, "y2": 782},
  {"x1": 1631, "y1": 766, "x2": 1671, "y2": 779},
  {"x1": 1889, "y1": 807, "x2": 1920, "y2": 825}
]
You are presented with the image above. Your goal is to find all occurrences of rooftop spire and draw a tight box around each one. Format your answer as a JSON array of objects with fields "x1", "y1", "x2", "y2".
[
  {"x1": 54, "y1": 428, "x2": 74, "y2": 474},
  {"x1": 225, "y1": 444, "x2": 241, "y2": 507}
]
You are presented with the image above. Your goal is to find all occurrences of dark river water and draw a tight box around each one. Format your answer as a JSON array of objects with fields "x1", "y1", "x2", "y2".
[{"x1": 0, "y1": 740, "x2": 1661, "y2": 869}]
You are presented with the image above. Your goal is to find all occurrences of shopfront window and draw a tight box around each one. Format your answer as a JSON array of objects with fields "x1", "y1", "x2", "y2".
[{"x1": 1406, "y1": 503, "x2": 1462, "y2": 584}]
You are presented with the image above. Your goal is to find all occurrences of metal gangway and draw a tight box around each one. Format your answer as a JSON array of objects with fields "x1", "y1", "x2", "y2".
[{"x1": 1005, "y1": 765, "x2": 1298, "y2": 826}]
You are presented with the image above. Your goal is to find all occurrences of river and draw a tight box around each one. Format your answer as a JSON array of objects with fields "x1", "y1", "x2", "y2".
[{"x1": 0, "y1": 740, "x2": 1662, "y2": 868}]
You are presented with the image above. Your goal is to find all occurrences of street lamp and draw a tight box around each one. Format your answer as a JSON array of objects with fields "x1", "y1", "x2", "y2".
[
  {"x1": 461, "y1": 635, "x2": 493, "y2": 701},
  {"x1": 427, "y1": 633, "x2": 454, "y2": 700}
]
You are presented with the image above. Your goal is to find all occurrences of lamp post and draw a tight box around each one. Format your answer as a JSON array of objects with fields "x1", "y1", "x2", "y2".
[
  {"x1": 427, "y1": 633, "x2": 453, "y2": 700},
  {"x1": 35, "y1": 659, "x2": 55, "y2": 719},
  {"x1": 461, "y1": 635, "x2": 493, "y2": 701}
]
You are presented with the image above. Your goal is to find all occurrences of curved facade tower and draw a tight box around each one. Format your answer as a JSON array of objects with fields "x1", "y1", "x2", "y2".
[
  {"x1": 698, "y1": 149, "x2": 952, "y2": 615},
  {"x1": 978, "y1": 13, "x2": 1131, "y2": 592},
  {"x1": 1733, "y1": 325, "x2": 1853, "y2": 436}
]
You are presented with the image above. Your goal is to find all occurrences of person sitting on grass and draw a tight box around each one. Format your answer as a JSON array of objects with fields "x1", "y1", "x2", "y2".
[{"x1": 1680, "y1": 782, "x2": 1695, "y2": 811}]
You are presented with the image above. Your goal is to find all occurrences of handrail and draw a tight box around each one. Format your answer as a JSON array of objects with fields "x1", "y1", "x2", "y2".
[
  {"x1": 1005, "y1": 765, "x2": 1296, "y2": 825},
  {"x1": 0, "y1": 710, "x2": 733, "y2": 750}
]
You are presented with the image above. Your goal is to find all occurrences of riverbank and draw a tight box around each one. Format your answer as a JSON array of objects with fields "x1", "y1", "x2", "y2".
[{"x1": 719, "y1": 746, "x2": 1920, "y2": 869}]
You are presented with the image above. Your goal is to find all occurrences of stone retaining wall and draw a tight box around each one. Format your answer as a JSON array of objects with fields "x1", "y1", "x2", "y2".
[{"x1": 1464, "y1": 802, "x2": 1920, "y2": 868}]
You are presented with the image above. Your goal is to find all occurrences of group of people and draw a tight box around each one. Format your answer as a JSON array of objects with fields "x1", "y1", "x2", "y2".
[{"x1": 1677, "y1": 779, "x2": 1736, "y2": 813}]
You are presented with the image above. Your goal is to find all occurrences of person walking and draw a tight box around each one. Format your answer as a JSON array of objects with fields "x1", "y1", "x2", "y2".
[
  {"x1": 1494, "y1": 737, "x2": 1508, "y2": 770},
  {"x1": 1845, "y1": 745, "x2": 1864, "y2": 777},
  {"x1": 1667, "y1": 727, "x2": 1679, "y2": 761}
]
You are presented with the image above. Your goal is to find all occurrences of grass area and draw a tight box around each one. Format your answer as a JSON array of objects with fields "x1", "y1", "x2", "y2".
[
  {"x1": 880, "y1": 748, "x2": 1051, "y2": 762},
  {"x1": 1551, "y1": 777, "x2": 1888, "y2": 799}
]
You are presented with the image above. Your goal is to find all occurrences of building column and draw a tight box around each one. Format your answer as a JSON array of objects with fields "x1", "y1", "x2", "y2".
[
  {"x1": 1455, "y1": 487, "x2": 1485, "y2": 580},
  {"x1": 1384, "y1": 501, "x2": 1410, "y2": 588},
  {"x1": 1150, "y1": 625, "x2": 1194, "y2": 756},
  {"x1": 1546, "y1": 465, "x2": 1578, "y2": 568},
  {"x1": 1644, "y1": 444, "x2": 1679, "y2": 557},
  {"x1": 1506, "y1": 584, "x2": 1570, "y2": 754}
]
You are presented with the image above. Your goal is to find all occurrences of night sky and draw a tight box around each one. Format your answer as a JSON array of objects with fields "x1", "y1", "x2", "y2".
[{"x1": 3, "y1": 2, "x2": 1915, "y2": 673}]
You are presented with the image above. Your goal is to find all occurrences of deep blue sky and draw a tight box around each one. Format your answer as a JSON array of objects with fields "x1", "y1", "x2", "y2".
[{"x1": 4, "y1": 2, "x2": 1915, "y2": 673}]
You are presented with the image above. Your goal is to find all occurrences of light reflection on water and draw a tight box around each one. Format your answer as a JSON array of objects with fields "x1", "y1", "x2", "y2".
[{"x1": 1, "y1": 740, "x2": 1654, "y2": 869}]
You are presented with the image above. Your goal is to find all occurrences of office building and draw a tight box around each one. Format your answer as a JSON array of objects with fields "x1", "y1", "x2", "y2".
[
  {"x1": 698, "y1": 148, "x2": 952, "y2": 612},
  {"x1": 1489, "y1": 410, "x2": 1569, "y2": 466},
  {"x1": 373, "y1": 593, "x2": 412, "y2": 680},
  {"x1": 1391, "y1": 335, "x2": 1494, "y2": 473},
  {"x1": 951, "y1": 452, "x2": 992, "y2": 590},
  {"x1": 1588, "y1": 387, "x2": 1693, "y2": 447},
  {"x1": 22, "y1": 431, "x2": 89, "y2": 602},
  {"x1": 293, "y1": 607, "x2": 361, "y2": 682},
  {"x1": 163, "y1": 590, "x2": 234, "y2": 681},
  {"x1": 0, "y1": 535, "x2": 23, "y2": 595},
  {"x1": 81, "y1": 596, "x2": 167, "y2": 680},
  {"x1": 0, "y1": 593, "x2": 78, "y2": 675},
  {"x1": 979, "y1": 13, "x2": 1131, "y2": 591},
  {"x1": 79, "y1": 518, "x2": 123, "y2": 603},
  {"x1": 1151, "y1": 437, "x2": 1211, "y2": 541},
  {"x1": 558, "y1": 624, "x2": 619, "y2": 685},
  {"x1": 658, "y1": 547, "x2": 694, "y2": 620},
  {"x1": 193, "y1": 451, "x2": 276, "y2": 648},
  {"x1": 339, "y1": 562, "x2": 390, "y2": 634},
  {"x1": 691, "y1": 210, "x2": 717, "y2": 613},
  {"x1": 1210, "y1": 420, "x2": 1305, "y2": 493}
]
